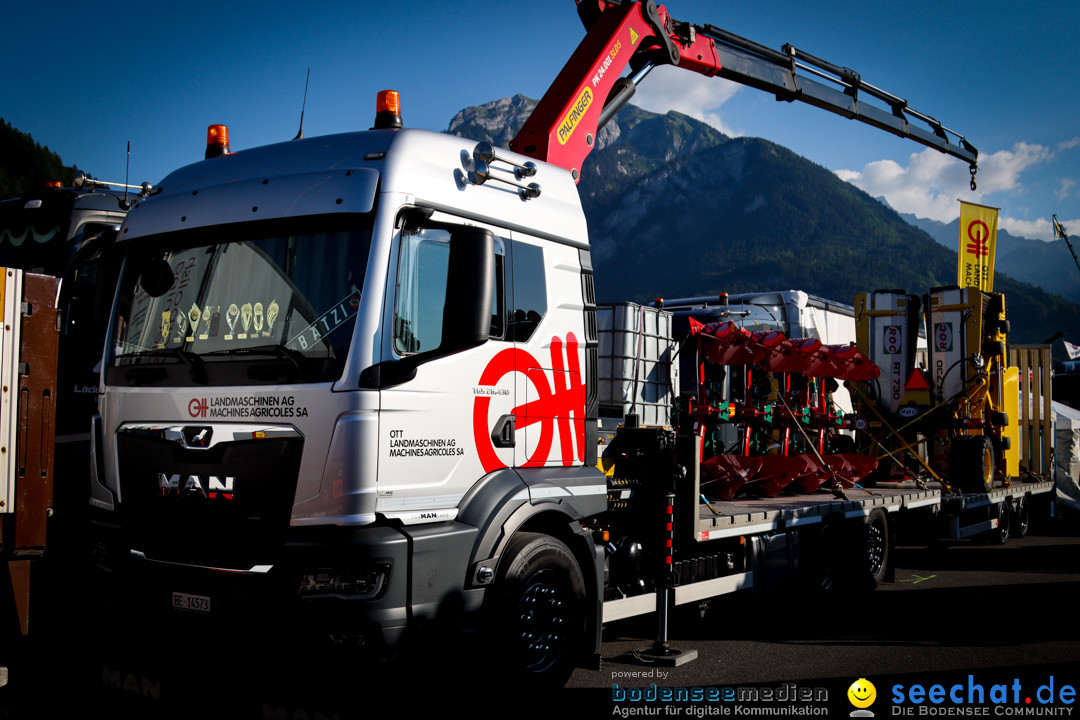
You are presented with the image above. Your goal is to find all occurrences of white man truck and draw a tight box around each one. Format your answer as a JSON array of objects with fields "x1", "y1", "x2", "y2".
[{"x1": 88, "y1": 0, "x2": 1052, "y2": 687}]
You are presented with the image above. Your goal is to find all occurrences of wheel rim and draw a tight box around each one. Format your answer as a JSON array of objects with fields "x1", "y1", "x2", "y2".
[
  {"x1": 512, "y1": 569, "x2": 574, "y2": 673},
  {"x1": 997, "y1": 502, "x2": 1010, "y2": 543},
  {"x1": 1017, "y1": 498, "x2": 1030, "y2": 536},
  {"x1": 867, "y1": 517, "x2": 886, "y2": 578}
]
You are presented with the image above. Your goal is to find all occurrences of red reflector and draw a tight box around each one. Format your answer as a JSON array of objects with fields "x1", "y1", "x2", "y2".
[
  {"x1": 666, "y1": 505, "x2": 673, "y2": 514},
  {"x1": 666, "y1": 523, "x2": 673, "y2": 531},
  {"x1": 665, "y1": 539, "x2": 673, "y2": 548},
  {"x1": 666, "y1": 556, "x2": 673, "y2": 565},
  {"x1": 906, "y1": 369, "x2": 930, "y2": 391}
]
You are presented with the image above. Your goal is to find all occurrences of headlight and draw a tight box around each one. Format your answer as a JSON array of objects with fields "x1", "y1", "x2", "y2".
[{"x1": 299, "y1": 564, "x2": 390, "y2": 599}]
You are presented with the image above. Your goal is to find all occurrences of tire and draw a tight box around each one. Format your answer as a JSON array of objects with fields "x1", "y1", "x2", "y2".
[
  {"x1": 859, "y1": 509, "x2": 890, "y2": 591},
  {"x1": 830, "y1": 510, "x2": 889, "y2": 592},
  {"x1": 1010, "y1": 495, "x2": 1030, "y2": 538},
  {"x1": 949, "y1": 435, "x2": 994, "y2": 493},
  {"x1": 988, "y1": 500, "x2": 1010, "y2": 545},
  {"x1": 490, "y1": 532, "x2": 586, "y2": 687}
]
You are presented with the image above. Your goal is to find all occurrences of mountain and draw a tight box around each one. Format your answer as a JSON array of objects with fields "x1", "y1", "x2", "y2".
[
  {"x1": 449, "y1": 97, "x2": 1080, "y2": 353},
  {"x1": 900, "y1": 212, "x2": 1080, "y2": 305},
  {"x1": 0, "y1": 119, "x2": 76, "y2": 198}
]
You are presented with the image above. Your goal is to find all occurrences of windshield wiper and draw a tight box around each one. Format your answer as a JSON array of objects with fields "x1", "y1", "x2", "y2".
[
  {"x1": 203, "y1": 344, "x2": 308, "y2": 378},
  {"x1": 123, "y1": 348, "x2": 208, "y2": 383}
]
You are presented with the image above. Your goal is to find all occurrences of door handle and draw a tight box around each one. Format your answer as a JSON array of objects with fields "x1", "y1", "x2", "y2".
[{"x1": 491, "y1": 414, "x2": 516, "y2": 448}]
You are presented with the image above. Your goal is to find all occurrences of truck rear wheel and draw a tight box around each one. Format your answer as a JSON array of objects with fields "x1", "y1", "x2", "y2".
[{"x1": 491, "y1": 532, "x2": 586, "y2": 686}]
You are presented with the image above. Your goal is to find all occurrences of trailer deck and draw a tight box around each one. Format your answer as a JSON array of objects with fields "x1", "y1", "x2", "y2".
[{"x1": 696, "y1": 485, "x2": 940, "y2": 540}]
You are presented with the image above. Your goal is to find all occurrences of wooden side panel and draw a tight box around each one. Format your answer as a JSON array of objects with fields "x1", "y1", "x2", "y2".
[
  {"x1": 0, "y1": 270, "x2": 60, "y2": 637},
  {"x1": 1009, "y1": 344, "x2": 1054, "y2": 476},
  {"x1": 12, "y1": 272, "x2": 60, "y2": 553}
]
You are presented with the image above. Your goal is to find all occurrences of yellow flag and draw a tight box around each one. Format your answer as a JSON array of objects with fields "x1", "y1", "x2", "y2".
[{"x1": 957, "y1": 201, "x2": 999, "y2": 291}]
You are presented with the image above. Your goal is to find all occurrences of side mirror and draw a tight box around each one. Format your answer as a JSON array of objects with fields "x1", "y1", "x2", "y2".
[
  {"x1": 441, "y1": 226, "x2": 494, "y2": 352},
  {"x1": 139, "y1": 257, "x2": 176, "y2": 298}
]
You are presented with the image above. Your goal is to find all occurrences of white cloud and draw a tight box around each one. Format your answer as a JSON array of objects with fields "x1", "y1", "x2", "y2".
[
  {"x1": 1057, "y1": 178, "x2": 1077, "y2": 201},
  {"x1": 630, "y1": 65, "x2": 742, "y2": 136},
  {"x1": 976, "y1": 142, "x2": 1051, "y2": 194},
  {"x1": 999, "y1": 216, "x2": 1050, "y2": 240},
  {"x1": 835, "y1": 141, "x2": 1057, "y2": 236},
  {"x1": 1056, "y1": 136, "x2": 1080, "y2": 153}
]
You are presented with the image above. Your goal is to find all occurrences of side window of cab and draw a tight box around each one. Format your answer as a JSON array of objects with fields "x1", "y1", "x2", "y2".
[
  {"x1": 392, "y1": 224, "x2": 507, "y2": 355},
  {"x1": 508, "y1": 240, "x2": 546, "y2": 342}
]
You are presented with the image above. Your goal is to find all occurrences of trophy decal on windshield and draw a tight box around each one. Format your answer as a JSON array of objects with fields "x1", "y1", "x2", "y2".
[
  {"x1": 173, "y1": 313, "x2": 188, "y2": 344},
  {"x1": 158, "y1": 311, "x2": 172, "y2": 349},
  {"x1": 267, "y1": 300, "x2": 279, "y2": 337},
  {"x1": 240, "y1": 303, "x2": 253, "y2": 340},
  {"x1": 225, "y1": 304, "x2": 239, "y2": 340},
  {"x1": 187, "y1": 304, "x2": 201, "y2": 342},
  {"x1": 254, "y1": 302, "x2": 265, "y2": 337}
]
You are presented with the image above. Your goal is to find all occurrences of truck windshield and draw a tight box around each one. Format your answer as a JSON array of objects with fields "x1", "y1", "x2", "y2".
[{"x1": 108, "y1": 216, "x2": 372, "y2": 385}]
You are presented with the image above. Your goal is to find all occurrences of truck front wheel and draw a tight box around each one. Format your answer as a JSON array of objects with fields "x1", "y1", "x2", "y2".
[{"x1": 491, "y1": 532, "x2": 586, "y2": 686}]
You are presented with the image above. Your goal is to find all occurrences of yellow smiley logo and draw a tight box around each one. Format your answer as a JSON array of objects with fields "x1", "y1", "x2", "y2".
[{"x1": 848, "y1": 678, "x2": 877, "y2": 709}]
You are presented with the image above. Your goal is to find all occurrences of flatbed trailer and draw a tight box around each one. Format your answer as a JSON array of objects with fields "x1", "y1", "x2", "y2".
[
  {"x1": 940, "y1": 478, "x2": 1055, "y2": 541},
  {"x1": 603, "y1": 484, "x2": 941, "y2": 624},
  {"x1": 597, "y1": 377, "x2": 1056, "y2": 636}
]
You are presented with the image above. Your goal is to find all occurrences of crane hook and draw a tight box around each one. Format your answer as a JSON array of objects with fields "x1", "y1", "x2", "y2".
[{"x1": 969, "y1": 165, "x2": 978, "y2": 192}]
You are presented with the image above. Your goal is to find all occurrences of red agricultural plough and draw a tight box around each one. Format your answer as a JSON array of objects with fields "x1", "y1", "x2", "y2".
[{"x1": 688, "y1": 318, "x2": 880, "y2": 500}]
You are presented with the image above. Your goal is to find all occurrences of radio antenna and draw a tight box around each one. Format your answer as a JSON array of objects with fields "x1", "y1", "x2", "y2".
[
  {"x1": 294, "y1": 68, "x2": 310, "y2": 140},
  {"x1": 123, "y1": 141, "x2": 131, "y2": 207}
]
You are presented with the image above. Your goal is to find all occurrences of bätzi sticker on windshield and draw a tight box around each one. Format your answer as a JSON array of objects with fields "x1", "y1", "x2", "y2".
[{"x1": 287, "y1": 291, "x2": 361, "y2": 352}]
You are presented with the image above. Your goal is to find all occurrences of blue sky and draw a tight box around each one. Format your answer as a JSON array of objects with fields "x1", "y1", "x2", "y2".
[{"x1": 5, "y1": 0, "x2": 1079, "y2": 242}]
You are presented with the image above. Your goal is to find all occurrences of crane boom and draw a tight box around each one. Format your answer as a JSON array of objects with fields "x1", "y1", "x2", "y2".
[
  {"x1": 1053, "y1": 214, "x2": 1080, "y2": 278},
  {"x1": 511, "y1": 0, "x2": 978, "y2": 183}
]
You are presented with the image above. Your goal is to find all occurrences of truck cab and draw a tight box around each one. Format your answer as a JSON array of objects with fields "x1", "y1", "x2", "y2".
[{"x1": 92, "y1": 117, "x2": 606, "y2": 680}]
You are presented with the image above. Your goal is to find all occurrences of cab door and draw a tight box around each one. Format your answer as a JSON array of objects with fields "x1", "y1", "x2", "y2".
[{"x1": 376, "y1": 218, "x2": 514, "y2": 521}]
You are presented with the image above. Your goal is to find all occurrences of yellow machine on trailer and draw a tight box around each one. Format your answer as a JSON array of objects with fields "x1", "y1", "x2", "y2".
[{"x1": 853, "y1": 286, "x2": 1020, "y2": 492}]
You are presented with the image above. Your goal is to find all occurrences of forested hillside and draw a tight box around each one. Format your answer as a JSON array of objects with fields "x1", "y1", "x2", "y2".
[{"x1": 0, "y1": 119, "x2": 75, "y2": 198}]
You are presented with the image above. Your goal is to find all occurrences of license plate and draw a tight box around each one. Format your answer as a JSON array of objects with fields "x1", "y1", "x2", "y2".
[{"x1": 172, "y1": 591, "x2": 211, "y2": 614}]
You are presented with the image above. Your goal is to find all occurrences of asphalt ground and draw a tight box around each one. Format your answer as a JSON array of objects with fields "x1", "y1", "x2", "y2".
[
  {"x1": 2, "y1": 515, "x2": 1078, "y2": 718},
  {"x1": 564, "y1": 518, "x2": 1080, "y2": 714}
]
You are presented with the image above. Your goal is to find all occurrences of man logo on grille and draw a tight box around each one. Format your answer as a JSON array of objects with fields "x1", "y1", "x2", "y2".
[{"x1": 473, "y1": 333, "x2": 586, "y2": 473}]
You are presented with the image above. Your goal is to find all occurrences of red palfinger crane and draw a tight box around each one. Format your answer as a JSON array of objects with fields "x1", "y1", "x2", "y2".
[{"x1": 511, "y1": 1, "x2": 978, "y2": 184}]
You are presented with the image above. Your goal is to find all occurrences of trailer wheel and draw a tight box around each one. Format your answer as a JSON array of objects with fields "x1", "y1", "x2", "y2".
[
  {"x1": 988, "y1": 501, "x2": 1010, "y2": 545},
  {"x1": 490, "y1": 532, "x2": 586, "y2": 686},
  {"x1": 1011, "y1": 495, "x2": 1030, "y2": 538},
  {"x1": 831, "y1": 510, "x2": 889, "y2": 592},
  {"x1": 949, "y1": 436, "x2": 993, "y2": 493},
  {"x1": 859, "y1": 509, "x2": 889, "y2": 591}
]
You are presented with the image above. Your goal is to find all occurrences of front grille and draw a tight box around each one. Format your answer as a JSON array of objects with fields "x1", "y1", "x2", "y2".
[{"x1": 117, "y1": 432, "x2": 302, "y2": 569}]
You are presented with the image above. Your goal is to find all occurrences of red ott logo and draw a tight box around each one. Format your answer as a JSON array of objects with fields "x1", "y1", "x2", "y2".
[
  {"x1": 966, "y1": 220, "x2": 990, "y2": 258},
  {"x1": 188, "y1": 398, "x2": 209, "y2": 418},
  {"x1": 473, "y1": 334, "x2": 586, "y2": 473}
]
